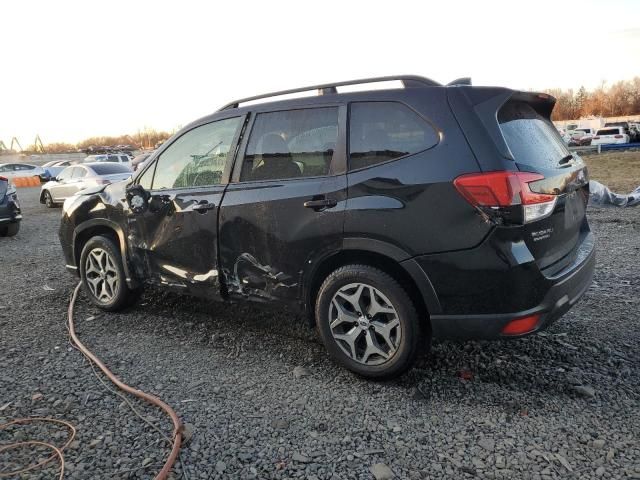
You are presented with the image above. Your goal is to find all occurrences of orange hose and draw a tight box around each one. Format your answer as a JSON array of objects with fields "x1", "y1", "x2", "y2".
[
  {"x1": 0, "y1": 418, "x2": 75, "y2": 478},
  {"x1": 67, "y1": 282, "x2": 183, "y2": 480}
]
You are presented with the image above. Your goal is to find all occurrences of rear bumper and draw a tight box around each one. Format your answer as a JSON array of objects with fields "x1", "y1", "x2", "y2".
[{"x1": 429, "y1": 232, "x2": 595, "y2": 340}]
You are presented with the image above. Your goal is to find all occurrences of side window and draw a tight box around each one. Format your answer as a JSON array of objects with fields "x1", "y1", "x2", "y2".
[
  {"x1": 240, "y1": 107, "x2": 338, "y2": 181},
  {"x1": 58, "y1": 167, "x2": 74, "y2": 181},
  {"x1": 73, "y1": 167, "x2": 87, "y2": 178},
  {"x1": 120, "y1": 155, "x2": 129, "y2": 162},
  {"x1": 348, "y1": 102, "x2": 439, "y2": 170},
  {"x1": 151, "y1": 117, "x2": 242, "y2": 190},
  {"x1": 107, "y1": 155, "x2": 120, "y2": 163}
]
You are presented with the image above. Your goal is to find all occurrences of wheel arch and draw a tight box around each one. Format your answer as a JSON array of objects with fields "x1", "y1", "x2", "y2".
[
  {"x1": 304, "y1": 244, "x2": 441, "y2": 330},
  {"x1": 72, "y1": 219, "x2": 138, "y2": 288}
]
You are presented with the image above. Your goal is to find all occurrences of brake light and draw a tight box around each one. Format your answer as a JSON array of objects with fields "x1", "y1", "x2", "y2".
[
  {"x1": 501, "y1": 314, "x2": 540, "y2": 335},
  {"x1": 454, "y1": 171, "x2": 557, "y2": 223},
  {"x1": 614, "y1": 135, "x2": 623, "y2": 138},
  {"x1": 0, "y1": 176, "x2": 7, "y2": 181},
  {"x1": 593, "y1": 136, "x2": 600, "y2": 139}
]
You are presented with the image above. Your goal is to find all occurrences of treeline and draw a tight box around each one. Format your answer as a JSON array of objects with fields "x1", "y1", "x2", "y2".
[
  {"x1": 23, "y1": 128, "x2": 174, "y2": 154},
  {"x1": 546, "y1": 77, "x2": 640, "y2": 120}
]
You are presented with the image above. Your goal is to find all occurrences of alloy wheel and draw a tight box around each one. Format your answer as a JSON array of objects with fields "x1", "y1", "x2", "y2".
[
  {"x1": 329, "y1": 282, "x2": 401, "y2": 366},
  {"x1": 84, "y1": 248, "x2": 119, "y2": 303}
]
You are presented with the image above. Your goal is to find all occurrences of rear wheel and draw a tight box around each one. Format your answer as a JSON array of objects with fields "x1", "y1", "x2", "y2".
[
  {"x1": 0, "y1": 222, "x2": 20, "y2": 237},
  {"x1": 315, "y1": 265, "x2": 423, "y2": 380},
  {"x1": 79, "y1": 235, "x2": 140, "y2": 311},
  {"x1": 43, "y1": 190, "x2": 55, "y2": 208}
]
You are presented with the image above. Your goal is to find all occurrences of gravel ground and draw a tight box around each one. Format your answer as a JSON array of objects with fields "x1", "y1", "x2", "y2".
[{"x1": 1, "y1": 187, "x2": 639, "y2": 480}]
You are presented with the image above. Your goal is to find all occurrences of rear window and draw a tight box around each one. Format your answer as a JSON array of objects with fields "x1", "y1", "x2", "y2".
[
  {"x1": 498, "y1": 101, "x2": 570, "y2": 169},
  {"x1": 89, "y1": 164, "x2": 131, "y2": 175},
  {"x1": 596, "y1": 129, "x2": 619, "y2": 136}
]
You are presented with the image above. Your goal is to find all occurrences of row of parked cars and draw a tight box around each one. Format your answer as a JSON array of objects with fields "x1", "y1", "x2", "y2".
[
  {"x1": 559, "y1": 121, "x2": 640, "y2": 146},
  {"x1": 0, "y1": 151, "x2": 152, "y2": 181},
  {"x1": 0, "y1": 152, "x2": 153, "y2": 230}
]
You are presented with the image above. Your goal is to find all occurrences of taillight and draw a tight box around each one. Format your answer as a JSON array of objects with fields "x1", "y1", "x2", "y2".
[
  {"x1": 614, "y1": 134, "x2": 623, "y2": 138},
  {"x1": 0, "y1": 176, "x2": 7, "y2": 181},
  {"x1": 454, "y1": 171, "x2": 557, "y2": 224},
  {"x1": 593, "y1": 136, "x2": 600, "y2": 139}
]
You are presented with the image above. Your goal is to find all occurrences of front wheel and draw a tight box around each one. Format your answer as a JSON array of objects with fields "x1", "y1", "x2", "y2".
[
  {"x1": 79, "y1": 235, "x2": 140, "y2": 311},
  {"x1": 315, "y1": 265, "x2": 424, "y2": 380}
]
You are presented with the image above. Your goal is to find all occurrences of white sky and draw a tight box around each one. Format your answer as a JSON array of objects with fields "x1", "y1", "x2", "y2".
[{"x1": 2, "y1": 0, "x2": 639, "y2": 145}]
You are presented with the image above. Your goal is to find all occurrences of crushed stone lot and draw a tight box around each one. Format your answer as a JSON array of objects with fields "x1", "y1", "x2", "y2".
[{"x1": 1, "y1": 187, "x2": 639, "y2": 480}]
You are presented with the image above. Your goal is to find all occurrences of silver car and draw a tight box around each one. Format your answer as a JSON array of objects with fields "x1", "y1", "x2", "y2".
[{"x1": 40, "y1": 163, "x2": 132, "y2": 208}]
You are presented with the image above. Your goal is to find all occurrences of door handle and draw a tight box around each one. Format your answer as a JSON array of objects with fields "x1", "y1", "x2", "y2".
[
  {"x1": 303, "y1": 198, "x2": 337, "y2": 210},
  {"x1": 193, "y1": 201, "x2": 216, "y2": 212}
]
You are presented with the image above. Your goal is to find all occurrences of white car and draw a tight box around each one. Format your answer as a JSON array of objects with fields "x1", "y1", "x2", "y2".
[
  {"x1": 591, "y1": 127, "x2": 630, "y2": 146},
  {"x1": 572, "y1": 128, "x2": 595, "y2": 140},
  {"x1": 0, "y1": 163, "x2": 46, "y2": 179},
  {"x1": 83, "y1": 153, "x2": 133, "y2": 167},
  {"x1": 40, "y1": 163, "x2": 132, "y2": 207}
]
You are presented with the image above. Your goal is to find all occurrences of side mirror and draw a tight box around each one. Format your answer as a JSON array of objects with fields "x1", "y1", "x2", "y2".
[{"x1": 125, "y1": 184, "x2": 150, "y2": 214}]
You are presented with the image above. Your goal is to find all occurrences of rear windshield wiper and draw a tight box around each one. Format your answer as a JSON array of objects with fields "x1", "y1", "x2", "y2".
[{"x1": 558, "y1": 154, "x2": 574, "y2": 165}]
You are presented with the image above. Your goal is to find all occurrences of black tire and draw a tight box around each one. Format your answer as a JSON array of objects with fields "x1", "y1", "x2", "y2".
[
  {"x1": 43, "y1": 190, "x2": 55, "y2": 208},
  {"x1": 315, "y1": 264, "x2": 424, "y2": 380},
  {"x1": 0, "y1": 222, "x2": 20, "y2": 237},
  {"x1": 79, "y1": 235, "x2": 140, "y2": 311}
]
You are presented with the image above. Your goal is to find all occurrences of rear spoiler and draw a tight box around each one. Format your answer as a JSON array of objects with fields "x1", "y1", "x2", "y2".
[{"x1": 447, "y1": 86, "x2": 557, "y2": 167}]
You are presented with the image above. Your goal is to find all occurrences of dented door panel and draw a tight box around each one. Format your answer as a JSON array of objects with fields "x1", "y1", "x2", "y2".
[
  {"x1": 219, "y1": 176, "x2": 347, "y2": 304},
  {"x1": 127, "y1": 186, "x2": 225, "y2": 298}
]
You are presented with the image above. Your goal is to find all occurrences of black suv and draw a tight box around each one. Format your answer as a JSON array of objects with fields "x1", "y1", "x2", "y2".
[
  {"x1": 59, "y1": 76, "x2": 595, "y2": 379},
  {"x1": 0, "y1": 176, "x2": 21, "y2": 237}
]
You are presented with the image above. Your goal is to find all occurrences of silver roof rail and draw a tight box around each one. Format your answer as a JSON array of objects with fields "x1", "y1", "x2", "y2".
[{"x1": 218, "y1": 75, "x2": 441, "y2": 111}]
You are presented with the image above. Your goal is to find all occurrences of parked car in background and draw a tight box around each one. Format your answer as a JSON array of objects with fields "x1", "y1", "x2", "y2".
[
  {"x1": 40, "y1": 160, "x2": 73, "y2": 182},
  {"x1": 131, "y1": 152, "x2": 152, "y2": 171},
  {"x1": 40, "y1": 163, "x2": 133, "y2": 207},
  {"x1": 59, "y1": 75, "x2": 595, "y2": 379},
  {"x1": 592, "y1": 127, "x2": 630, "y2": 146},
  {"x1": 568, "y1": 128, "x2": 596, "y2": 146},
  {"x1": 0, "y1": 176, "x2": 21, "y2": 236},
  {"x1": 0, "y1": 163, "x2": 46, "y2": 179},
  {"x1": 83, "y1": 154, "x2": 133, "y2": 166}
]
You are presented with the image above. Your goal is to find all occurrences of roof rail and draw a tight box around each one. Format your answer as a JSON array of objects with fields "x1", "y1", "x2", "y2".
[{"x1": 218, "y1": 75, "x2": 441, "y2": 111}]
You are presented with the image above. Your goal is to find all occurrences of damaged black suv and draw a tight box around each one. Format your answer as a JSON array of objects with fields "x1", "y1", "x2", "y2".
[{"x1": 59, "y1": 76, "x2": 595, "y2": 379}]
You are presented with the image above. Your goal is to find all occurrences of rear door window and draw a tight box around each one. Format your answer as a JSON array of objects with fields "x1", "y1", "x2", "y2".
[
  {"x1": 90, "y1": 164, "x2": 132, "y2": 175},
  {"x1": 596, "y1": 129, "x2": 619, "y2": 136},
  {"x1": 498, "y1": 101, "x2": 570, "y2": 169},
  {"x1": 240, "y1": 107, "x2": 339, "y2": 181},
  {"x1": 348, "y1": 102, "x2": 439, "y2": 170}
]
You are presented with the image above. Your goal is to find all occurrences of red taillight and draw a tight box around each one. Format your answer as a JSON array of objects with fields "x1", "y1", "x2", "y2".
[
  {"x1": 454, "y1": 171, "x2": 557, "y2": 224},
  {"x1": 454, "y1": 171, "x2": 555, "y2": 207},
  {"x1": 0, "y1": 176, "x2": 7, "y2": 181},
  {"x1": 593, "y1": 136, "x2": 600, "y2": 139},
  {"x1": 501, "y1": 314, "x2": 540, "y2": 335},
  {"x1": 614, "y1": 134, "x2": 623, "y2": 138}
]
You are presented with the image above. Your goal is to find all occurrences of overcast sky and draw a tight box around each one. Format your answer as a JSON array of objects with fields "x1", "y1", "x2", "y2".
[{"x1": 2, "y1": 0, "x2": 639, "y2": 145}]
